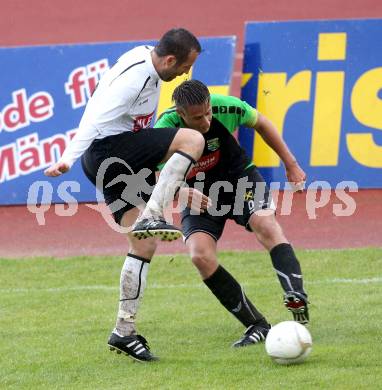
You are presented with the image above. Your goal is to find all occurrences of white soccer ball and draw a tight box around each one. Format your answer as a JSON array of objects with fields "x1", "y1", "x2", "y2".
[{"x1": 265, "y1": 321, "x2": 312, "y2": 365}]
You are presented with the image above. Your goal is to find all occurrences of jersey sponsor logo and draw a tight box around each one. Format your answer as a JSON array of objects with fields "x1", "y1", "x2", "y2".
[
  {"x1": 212, "y1": 105, "x2": 246, "y2": 117},
  {"x1": 187, "y1": 150, "x2": 221, "y2": 178},
  {"x1": 207, "y1": 138, "x2": 220, "y2": 151},
  {"x1": 244, "y1": 190, "x2": 254, "y2": 201},
  {"x1": 132, "y1": 111, "x2": 154, "y2": 132}
]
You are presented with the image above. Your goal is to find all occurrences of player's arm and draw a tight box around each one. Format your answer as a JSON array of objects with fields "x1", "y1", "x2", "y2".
[
  {"x1": 44, "y1": 126, "x2": 99, "y2": 176},
  {"x1": 249, "y1": 113, "x2": 306, "y2": 188},
  {"x1": 45, "y1": 81, "x2": 138, "y2": 177},
  {"x1": 224, "y1": 95, "x2": 305, "y2": 186}
]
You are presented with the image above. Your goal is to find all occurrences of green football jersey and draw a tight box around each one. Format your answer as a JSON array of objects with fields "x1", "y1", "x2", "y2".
[
  {"x1": 154, "y1": 94, "x2": 257, "y2": 189},
  {"x1": 155, "y1": 94, "x2": 258, "y2": 132}
]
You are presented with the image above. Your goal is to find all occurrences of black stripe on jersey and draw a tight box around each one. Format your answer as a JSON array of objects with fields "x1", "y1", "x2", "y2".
[
  {"x1": 133, "y1": 76, "x2": 151, "y2": 104},
  {"x1": 110, "y1": 60, "x2": 145, "y2": 85}
]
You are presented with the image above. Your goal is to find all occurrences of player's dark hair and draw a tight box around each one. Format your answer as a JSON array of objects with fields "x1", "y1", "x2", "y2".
[
  {"x1": 172, "y1": 79, "x2": 210, "y2": 109},
  {"x1": 155, "y1": 28, "x2": 201, "y2": 64}
]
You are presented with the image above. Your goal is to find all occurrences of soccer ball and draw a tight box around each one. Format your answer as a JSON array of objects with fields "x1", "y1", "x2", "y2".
[{"x1": 265, "y1": 321, "x2": 312, "y2": 365}]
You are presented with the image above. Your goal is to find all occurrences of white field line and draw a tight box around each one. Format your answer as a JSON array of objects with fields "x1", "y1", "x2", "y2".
[{"x1": 0, "y1": 277, "x2": 381, "y2": 294}]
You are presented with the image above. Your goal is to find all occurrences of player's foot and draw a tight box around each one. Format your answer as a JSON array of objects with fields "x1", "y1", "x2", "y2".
[
  {"x1": 132, "y1": 217, "x2": 182, "y2": 241},
  {"x1": 284, "y1": 291, "x2": 309, "y2": 325},
  {"x1": 108, "y1": 332, "x2": 158, "y2": 362},
  {"x1": 232, "y1": 323, "x2": 271, "y2": 348}
]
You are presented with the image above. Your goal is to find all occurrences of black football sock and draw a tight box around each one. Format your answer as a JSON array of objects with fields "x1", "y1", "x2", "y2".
[
  {"x1": 270, "y1": 243, "x2": 307, "y2": 297},
  {"x1": 203, "y1": 265, "x2": 269, "y2": 328}
]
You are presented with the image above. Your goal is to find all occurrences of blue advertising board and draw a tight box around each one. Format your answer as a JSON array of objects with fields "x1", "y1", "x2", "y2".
[
  {"x1": 240, "y1": 19, "x2": 382, "y2": 188},
  {"x1": 0, "y1": 36, "x2": 236, "y2": 205}
]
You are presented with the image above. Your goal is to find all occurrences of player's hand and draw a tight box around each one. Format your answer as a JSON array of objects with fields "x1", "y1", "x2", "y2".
[
  {"x1": 44, "y1": 162, "x2": 70, "y2": 177},
  {"x1": 285, "y1": 161, "x2": 306, "y2": 192},
  {"x1": 177, "y1": 187, "x2": 212, "y2": 213}
]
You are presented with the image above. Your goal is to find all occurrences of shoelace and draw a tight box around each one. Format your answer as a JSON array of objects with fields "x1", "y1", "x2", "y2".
[{"x1": 136, "y1": 335, "x2": 150, "y2": 351}]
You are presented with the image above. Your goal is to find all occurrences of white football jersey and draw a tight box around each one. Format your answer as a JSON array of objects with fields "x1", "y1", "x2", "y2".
[{"x1": 61, "y1": 45, "x2": 162, "y2": 167}]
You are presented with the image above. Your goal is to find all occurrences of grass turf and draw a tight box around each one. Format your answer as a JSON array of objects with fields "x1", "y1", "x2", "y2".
[{"x1": 1, "y1": 248, "x2": 381, "y2": 389}]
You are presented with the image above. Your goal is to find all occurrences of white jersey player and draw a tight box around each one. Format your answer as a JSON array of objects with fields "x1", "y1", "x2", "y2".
[{"x1": 44, "y1": 28, "x2": 211, "y2": 362}]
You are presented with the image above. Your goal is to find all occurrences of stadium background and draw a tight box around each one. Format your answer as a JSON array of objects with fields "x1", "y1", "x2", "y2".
[{"x1": 0, "y1": 0, "x2": 381, "y2": 257}]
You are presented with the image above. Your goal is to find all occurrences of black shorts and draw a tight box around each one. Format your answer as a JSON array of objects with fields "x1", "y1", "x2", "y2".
[
  {"x1": 181, "y1": 165, "x2": 275, "y2": 241},
  {"x1": 81, "y1": 127, "x2": 179, "y2": 225}
]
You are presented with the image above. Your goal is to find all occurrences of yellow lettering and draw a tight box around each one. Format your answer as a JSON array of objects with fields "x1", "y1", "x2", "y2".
[
  {"x1": 317, "y1": 33, "x2": 347, "y2": 61},
  {"x1": 310, "y1": 72, "x2": 345, "y2": 166},
  {"x1": 347, "y1": 67, "x2": 382, "y2": 168},
  {"x1": 253, "y1": 71, "x2": 311, "y2": 167},
  {"x1": 311, "y1": 33, "x2": 347, "y2": 166}
]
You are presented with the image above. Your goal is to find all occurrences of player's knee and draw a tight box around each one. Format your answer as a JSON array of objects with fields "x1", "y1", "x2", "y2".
[
  {"x1": 127, "y1": 236, "x2": 157, "y2": 259},
  {"x1": 191, "y1": 251, "x2": 216, "y2": 273},
  {"x1": 251, "y1": 215, "x2": 280, "y2": 240},
  {"x1": 178, "y1": 128, "x2": 205, "y2": 157},
  {"x1": 189, "y1": 129, "x2": 205, "y2": 149},
  {"x1": 191, "y1": 252, "x2": 208, "y2": 269}
]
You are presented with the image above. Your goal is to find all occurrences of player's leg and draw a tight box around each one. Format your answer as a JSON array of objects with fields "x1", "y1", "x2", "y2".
[
  {"x1": 133, "y1": 128, "x2": 205, "y2": 239},
  {"x1": 248, "y1": 212, "x2": 309, "y2": 324},
  {"x1": 183, "y1": 212, "x2": 270, "y2": 347},
  {"x1": 108, "y1": 206, "x2": 159, "y2": 362},
  {"x1": 81, "y1": 139, "x2": 158, "y2": 361},
  {"x1": 241, "y1": 165, "x2": 309, "y2": 324}
]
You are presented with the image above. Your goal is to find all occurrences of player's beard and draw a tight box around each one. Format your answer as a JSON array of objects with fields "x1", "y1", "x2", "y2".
[
  {"x1": 160, "y1": 72, "x2": 176, "y2": 82},
  {"x1": 158, "y1": 66, "x2": 178, "y2": 82}
]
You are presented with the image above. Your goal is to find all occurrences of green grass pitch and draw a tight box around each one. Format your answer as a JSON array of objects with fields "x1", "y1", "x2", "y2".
[{"x1": 1, "y1": 248, "x2": 381, "y2": 389}]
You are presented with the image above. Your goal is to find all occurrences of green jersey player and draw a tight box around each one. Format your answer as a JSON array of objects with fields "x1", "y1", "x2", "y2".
[{"x1": 155, "y1": 80, "x2": 309, "y2": 347}]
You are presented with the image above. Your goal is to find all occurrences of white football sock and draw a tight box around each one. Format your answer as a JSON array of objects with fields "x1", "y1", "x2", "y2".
[
  {"x1": 141, "y1": 151, "x2": 195, "y2": 219},
  {"x1": 115, "y1": 253, "x2": 150, "y2": 336}
]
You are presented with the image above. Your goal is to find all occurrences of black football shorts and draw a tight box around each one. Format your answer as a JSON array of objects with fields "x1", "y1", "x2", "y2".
[
  {"x1": 181, "y1": 165, "x2": 275, "y2": 241},
  {"x1": 81, "y1": 127, "x2": 179, "y2": 225}
]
